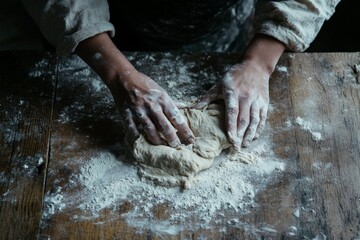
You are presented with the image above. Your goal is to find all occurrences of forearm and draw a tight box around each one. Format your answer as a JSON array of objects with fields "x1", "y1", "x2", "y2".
[
  {"x1": 241, "y1": 34, "x2": 285, "y2": 76},
  {"x1": 75, "y1": 32, "x2": 195, "y2": 146},
  {"x1": 75, "y1": 32, "x2": 135, "y2": 87}
]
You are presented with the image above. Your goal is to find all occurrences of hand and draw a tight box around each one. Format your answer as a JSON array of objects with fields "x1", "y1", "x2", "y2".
[
  {"x1": 109, "y1": 70, "x2": 195, "y2": 147},
  {"x1": 193, "y1": 61, "x2": 270, "y2": 149}
]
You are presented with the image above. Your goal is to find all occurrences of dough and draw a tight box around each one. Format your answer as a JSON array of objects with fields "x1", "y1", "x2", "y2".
[{"x1": 133, "y1": 104, "x2": 255, "y2": 188}]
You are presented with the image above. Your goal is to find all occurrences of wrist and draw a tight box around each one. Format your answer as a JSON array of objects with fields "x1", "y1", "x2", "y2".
[
  {"x1": 241, "y1": 34, "x2": 285, "y2": 75},
  {"x1": 102, "y1": 65, "x2": 137, "y2": 88},
  {"x1": 75, "y1": 32, "x2": 137, "y2": 87}
]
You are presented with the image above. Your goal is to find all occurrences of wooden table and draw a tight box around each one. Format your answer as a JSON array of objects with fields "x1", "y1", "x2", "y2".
[{"x1": 0, "y1": 51, "x2": 359, "y2": 239}]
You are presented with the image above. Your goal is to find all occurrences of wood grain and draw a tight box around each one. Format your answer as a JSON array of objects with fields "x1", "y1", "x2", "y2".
[
  {"x1": 289, "y1": 52, "x2": 360, "y2": 239},
  {"x1": 0, "y1": 52, "x2": 359, "y2": 240},
  {"x1": 0, "y1": 52, "x2": 57, "y2": 239}
]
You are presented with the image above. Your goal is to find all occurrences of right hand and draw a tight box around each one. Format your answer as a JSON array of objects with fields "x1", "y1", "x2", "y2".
[{"x1": 108, "y1": 69, "x2": 195, "y2": 147}]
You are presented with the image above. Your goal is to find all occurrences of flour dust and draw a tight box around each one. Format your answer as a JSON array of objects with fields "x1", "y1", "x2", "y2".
[
  {"x1": 42, "y1": 127, "x2": 285, "y2": 235},
  {"x1": 37, "y1": 54, "x2": 286, "y2": 235}
]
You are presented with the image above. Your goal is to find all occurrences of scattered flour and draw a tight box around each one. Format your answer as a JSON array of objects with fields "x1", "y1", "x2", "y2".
[
  {"x1": 276, "y1": 65, "x2": 289, "y2": 74},
  {"x1": 42, "y1": 130, "x2": 285, "y2": 235},
  {"x1": 43, "y1": 187, "x2": 66, "y2": 219},
  {"x1": 36, "y1": 54, "x2": 286, "y2": 235},
  {"x1": 312, "y1": 233, "x2": 327, "y2": 240},
  {"x1": 295, "y1": 116, "x2": 324, "y2": 142},
  {"x1": 128, "y1": 53, "x2": 219, "y2": 104},
  {"x1": 288, "y1": 226, "x2": 298, "y2": 236},
  {"x1": 293, "y1": 208, "x2": 300, "y2": 218}
]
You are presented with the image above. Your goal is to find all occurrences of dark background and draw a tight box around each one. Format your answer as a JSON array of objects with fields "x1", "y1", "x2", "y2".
[
  {"x1": 307, "y1": 0, "x2": 359, "y2": 52},
  {"x1": 110, "y1": 0, "x2": 359, "y2": 53}
]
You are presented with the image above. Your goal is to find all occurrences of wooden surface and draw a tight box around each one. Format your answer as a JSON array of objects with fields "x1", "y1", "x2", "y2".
[{"x1": 0, "y1": 51, "x2": 359, "y2": 240}]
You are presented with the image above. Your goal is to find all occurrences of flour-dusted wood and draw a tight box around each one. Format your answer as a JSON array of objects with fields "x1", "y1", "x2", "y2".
[
  {"x1": 0, "y1": 52, "x2": 56, "y2": 239},
  {"x1": 0, "y1": 52, "x2": 359, "y2": 239}
]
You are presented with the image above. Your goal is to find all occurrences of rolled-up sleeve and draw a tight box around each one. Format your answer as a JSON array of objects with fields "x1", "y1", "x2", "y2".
[
  {"x1": 254, "y1": 0, "x2": 341, "y2": 52},
  {"x1": 20, "y1": 0, "x2": 115, "y2": 56}
]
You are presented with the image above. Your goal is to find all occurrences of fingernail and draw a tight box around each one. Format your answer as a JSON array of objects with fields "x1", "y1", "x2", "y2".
[
  {"x1": 169, "y1": 139, "x2": 181, "y2": 148},
  {"x1": 187, "y1": 137, "x2": 195, "y2": 144}
]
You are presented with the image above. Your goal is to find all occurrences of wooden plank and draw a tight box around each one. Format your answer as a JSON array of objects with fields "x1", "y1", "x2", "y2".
[
  {"x1": 38, "y1": 55, "x2": 129, "y2": 239},
  {"x1": 39, "y1": 52, "x2": 360, "y2": 239},
  {"x1": 0, "y1": 52, "x2": 57, "y2": 239},
  {"x1": 288, "y1": 52, "x2": 360, "y2": 239}
]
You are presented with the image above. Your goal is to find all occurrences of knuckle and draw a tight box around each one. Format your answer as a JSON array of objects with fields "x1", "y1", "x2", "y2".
[
  {"x1": 155, "y1": 92, "x2": 168, "y2": 102},
  {"x1": 252, "y1": 117, "x2": 260, "y2": 125},
  {"x1": 224, "y1": 90, "x2": 234, "y2": 98},
  {"x1": 180, "y1": 126, "x2": 193, "y2": 137},
  {"x1": 239, "y1": 117, "x2": 248, "y2": 126},
  {"x1": 159, "y1": 121, "x2": 170, "y2": 131},
  {"x1": 133, "y1": 108, "x2": 146, "y2": 119},
  {"x1": 168, "y1": 108, "x2": 183, "y2": 122},
  {"x1": 239, "y1": 91, "x2": 251, "y2": 100},
  {"x1": 226, "y1": 107, "x2": 238, "y2": 115},
  {"x1": 143, "y1": 122, "x2": 154, "y2": 132},
  {"x1": 260, "y1": 112, "x2": 268, "y2": 119},
  {"x1": 257, "y1": 122, "x2": 266, "y2": 131},
  {"x1": 174, "y1": 115, "x2": 186, "y2": 125}
]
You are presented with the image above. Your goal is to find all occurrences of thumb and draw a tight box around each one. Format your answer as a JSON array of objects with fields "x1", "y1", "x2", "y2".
[
  {"x1": 191, "y1": 84, "x2": 221, "y2": 109},
  {"x1": 191, "y1": 95, "x2": 213, "y2": 109}
]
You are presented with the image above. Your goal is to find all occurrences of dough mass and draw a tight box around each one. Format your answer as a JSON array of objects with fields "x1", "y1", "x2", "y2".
[{"x1": 132, "y1": 104, "x2": 232, "y2": 187}]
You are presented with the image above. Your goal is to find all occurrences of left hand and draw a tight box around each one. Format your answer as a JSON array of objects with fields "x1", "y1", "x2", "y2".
[{"x1": 193, "y1": 61, "x2": 270, "y2": 149}]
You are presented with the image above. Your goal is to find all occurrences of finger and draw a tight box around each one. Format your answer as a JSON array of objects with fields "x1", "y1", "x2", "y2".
[
  {"x1": 224, "y1": 90, "x2": 240, "y2": 149},
  {"x1": 174, "y1": 101, "x2": 189, "y2": 109},
  {"x1": 165, "y1": 104, "x2": 195, "y2": 145},
  {"x1": 242, "y1": 103, "x2": 261, "y2": 147},
  {"x1": 236, "y1": 98, "x2": 251, "y2": 148},
  {"x1": 123, "y1": 108, "x2": 140, "y2": 140},
  {"x1": 191, "y1": 97, "x2": 211, "y2": 109},
  {"x1": 133, "y1": 107, "x2": 163, "y2": 145},
  {"x1": 152, "y1": 108, "x2": 181, "y2": 148},
  {"x1": 254, "y1": 106, "x2": 268, "y2": 139},
  {"x1": 192, "y1": 84, "x2": 221, "y2": 109}
]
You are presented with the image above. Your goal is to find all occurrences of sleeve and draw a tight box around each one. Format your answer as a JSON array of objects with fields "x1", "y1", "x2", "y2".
[
  {"x1": 20, "y1": 0, "x2": 115, "y2": 56},
  {"x1": 254, "y1": 0, "x2": 342, "y2": 52}
]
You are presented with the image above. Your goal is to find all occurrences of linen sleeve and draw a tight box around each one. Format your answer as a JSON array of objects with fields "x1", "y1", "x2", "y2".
[
  {"x1": 254, "y1": 0, "x2": 342, "y2": 52},
  {"x1": 20, "y1": 0, "x2": 115, "y2": 56}
]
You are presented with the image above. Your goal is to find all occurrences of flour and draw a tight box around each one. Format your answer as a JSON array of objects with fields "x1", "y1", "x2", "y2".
[
  {"x1": 276, "y1": 65, "x2": 289, "y2": 74},
  {"x1": 42, "y1": 125, "x2": 285, "y2": 234},
  {"x1": 128, "y1": 53, "x2": 219, "y2": 105},
  {"x1": 295, "y1": 116, "x2": 324, "y2": 142},
  {"x1": 288, "y1": 226, "x2": 298, "y2": 236},
  {"x1": 312, "y1": 233, "x2": 327, "y2": 240},
  {"x1": 54, "y1": 56, "x2": 115, "y2": 125},
  {"x1": 293, "y1": 208, "x2": 300, "y2": 218},
  {"x1": 35, "y1": 54, "x2": 285, "y2": 235},
  {"x1": 43, "y1": 186, "x2": 66, "y2": 219}
]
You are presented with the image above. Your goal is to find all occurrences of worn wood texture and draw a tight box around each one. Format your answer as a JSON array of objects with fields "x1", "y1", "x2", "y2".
[
  {"x1": 0, "y1": 52, "x2": 359, "y2": 240},
  {"x1": 288, "y1": 53, "x2": 360, "y2": 239},
  {"x1": 0, "y1": 52, "x2": 57, "y2": 239}
]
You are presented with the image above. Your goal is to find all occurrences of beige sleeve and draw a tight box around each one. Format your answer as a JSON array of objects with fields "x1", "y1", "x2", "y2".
[
  {"x1": 254, "y1": 0, "x2": 342, "y2": 52},
  {"x1": 20, "y1": 0, "x2": 115, "y2": 56}
]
